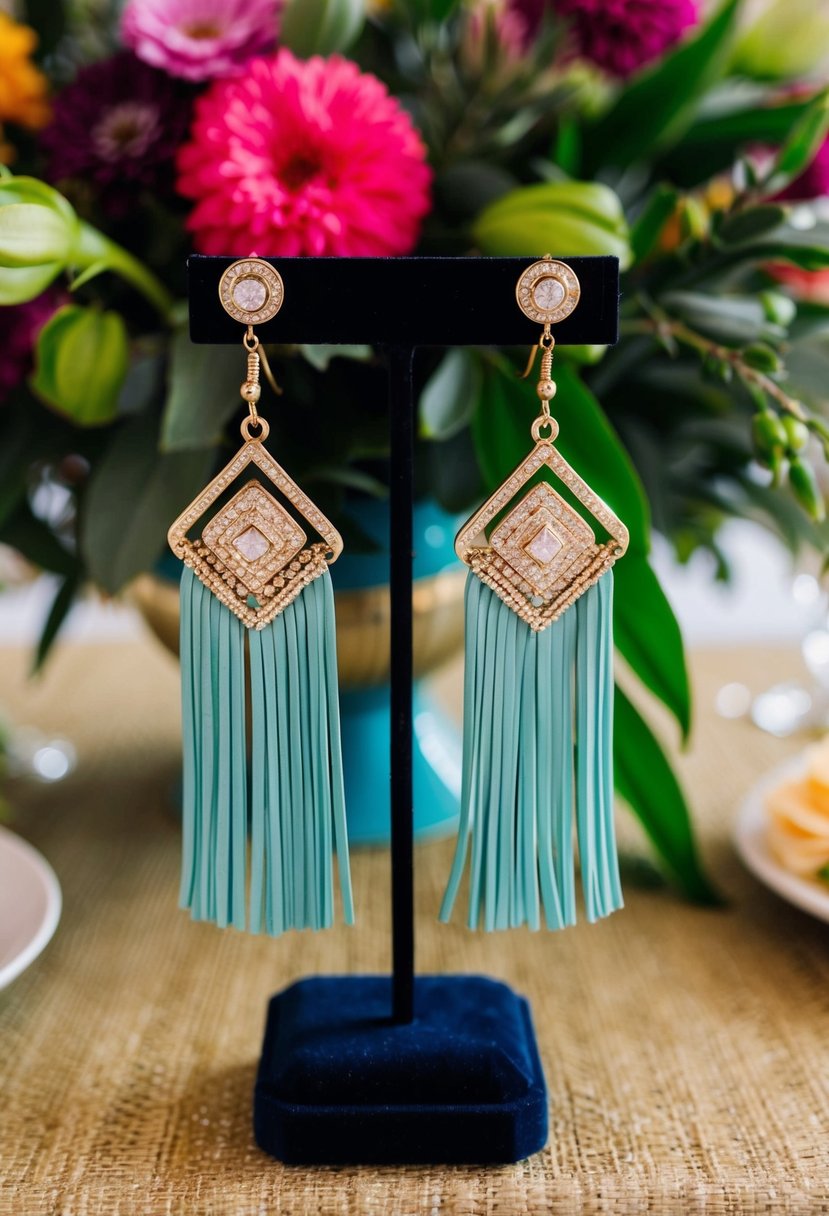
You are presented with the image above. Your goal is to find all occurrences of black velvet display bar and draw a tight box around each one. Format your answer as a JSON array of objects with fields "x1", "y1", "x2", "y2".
[{"x1": 188, "y1": 254, "x2": 619, "y2": 346}]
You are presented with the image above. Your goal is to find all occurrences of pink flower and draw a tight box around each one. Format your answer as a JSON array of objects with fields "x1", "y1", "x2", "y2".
[
  {"x1": 176, "y1": 50, "x2": 433, "y2": 257},
  {"x1": 121, "y1": 0, "x2": 279, "y2": 82},
  {"x1": 461, "y1": 1, "x2": 529, "y2": 76}
]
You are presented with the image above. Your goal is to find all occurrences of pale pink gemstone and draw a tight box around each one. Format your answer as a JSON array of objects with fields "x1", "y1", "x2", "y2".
[
  {"x1": 233, "y1": 525, "x2": 270, "y2": 561},
  {"x1": 532, "y1": 276, "x2": 565, "y2": 311},
  {"x1": 525, "y1": 525, "x2": 562, "y2": 565},
  {"x1": 232, "y1": 276, "x2": 267, "y2": 312}
]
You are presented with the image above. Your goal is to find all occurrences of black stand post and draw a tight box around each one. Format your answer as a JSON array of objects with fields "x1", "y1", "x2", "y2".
[
  {"x1": 387, "y1": 344, "x2": 416, "y2": 1026},
  {"x1": 188, "y1": 255, "x2": 620, "y2": 1165}
]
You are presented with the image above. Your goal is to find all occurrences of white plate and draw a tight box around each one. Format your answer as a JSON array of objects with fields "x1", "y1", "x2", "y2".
[
  {"x1": 0, "y1": 825, "x2": 61, "y2": 989},
  {"x1": 735, "y1": 756, "x2": 829, "y2": 924}
]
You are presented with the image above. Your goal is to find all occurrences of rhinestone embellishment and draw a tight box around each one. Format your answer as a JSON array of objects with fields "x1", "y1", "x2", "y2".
[
  {"x1": 532, "y1": 278, "x2": 565, "y2": 312},
  {"x1": 233, "y1": 525, "x2": 270, "y2": 561},
  {"x1": 516, "y1": 259, "x2": 581, "y2": 325},
  {"x1": 524, "y1": 524, "x2": 562, "y2": 565},
  {"x1": 455, "y1": 442, "x2": 629, "y2": 630},
  {"x1": 218, "y1": 258, "x2": 284, "y2": 325},
  {"x1": 202, "y1": 482, "x2": 306, "y2": 594},
  {"x1": 231, "y1": 277, "x2": 268, "y2": 314}
]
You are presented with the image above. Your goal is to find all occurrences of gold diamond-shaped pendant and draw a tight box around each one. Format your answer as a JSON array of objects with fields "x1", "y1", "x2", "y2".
[
  {"x1": 455, "y1": 441, "x2": 628, "y2": 632},
  {"x1": 168, "y1": 427, "x2": 342, "y2": 631}
]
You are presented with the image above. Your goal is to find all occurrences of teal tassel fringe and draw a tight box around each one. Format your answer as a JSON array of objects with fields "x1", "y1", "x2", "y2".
[
  {"x1": 440, "y1": 570, "x2": 622, "y2": 931},
  {"x1": 179, "y1": 566, "x2": 353, "y2": 935}
]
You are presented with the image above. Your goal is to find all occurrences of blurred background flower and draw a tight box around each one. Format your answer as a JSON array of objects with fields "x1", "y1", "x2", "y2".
[
  {"x1": 514, "y1": 0, "x2": 699, "y2": 76},
  {"x1": 121, "y1": 0, "x2": 280, "y2": 80},
  {"x1": 177, "y1": 49, "x2": 432, "y2": 255},
  {"x1": 0, "y1": 293, "x2": 61, "y2": 407},
  {"x1": 40, "y1": 51, "x2": 192, "y2": 215},
  {"x1": 0, "y1": 12, "x2": 50, "y2": 163}
]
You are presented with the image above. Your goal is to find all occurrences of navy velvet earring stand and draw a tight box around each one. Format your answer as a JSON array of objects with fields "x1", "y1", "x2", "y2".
[{"x1": 188, "y1": 255, "x2": 620, "y2": 1166}]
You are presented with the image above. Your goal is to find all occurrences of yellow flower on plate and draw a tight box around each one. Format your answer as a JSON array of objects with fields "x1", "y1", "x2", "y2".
[
  {"x1": 0, "y1": 13, "x2": 50, "y2": 163},
  {"x1": 766, "y1": 737, "x2": 829, "y2": 878}
]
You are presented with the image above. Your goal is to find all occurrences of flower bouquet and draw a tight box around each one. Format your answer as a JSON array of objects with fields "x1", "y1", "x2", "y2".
[{"x1": 3, "y1": 0, "x2": 829, "y2": 900}]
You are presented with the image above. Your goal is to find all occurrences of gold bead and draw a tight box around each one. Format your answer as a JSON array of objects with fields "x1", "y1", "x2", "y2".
[
  {"x1": 240, "y1": 380, "x2": 261, "y2": 404},
  {"x1": 537, "y1": 379, "x2": 557, "y2": 401}
]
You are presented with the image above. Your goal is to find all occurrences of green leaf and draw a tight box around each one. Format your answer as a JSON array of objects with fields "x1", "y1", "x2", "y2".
[
  {"x1": 584, "y1": 0, "x2": 741, "y2": 170},
  {"x1": 298, "y1": 344, "x2": 373, "y2": 371},
  {"x1": 160, "y1": 329, "x2": 243, "y2": 452},
  {"x1": 473, "y1": 180, "x2": 632, "y2": 268},
  {"x1": 553, "y1": 118, "x2": 582, "y2": 176},
  {"x1": 660, "y1": 291, "x2": 784, "y2": 346},
  {"x1": 0, "y1": 203, "x2": 74, "y2": 267},
  {"x1": 471, "y1": 359, "x2": 650, "y2": 556},
  {"x1": 662, "y1": 97, "x2": 817, "y2": 186},
  {"x1": 69, "y1": 260, "x2": 110, "y2": 292},
  {"x1": 82, "y1": 410, "x2": 214, "y2": 593},
  {"x1": 33, "y1": 573, "x2": 80, "y2": 674},
  {"x1": 630, "y1": 185, "x2": 679, "y2": 262},
  {"x1": 614, "y1": 556, "x2": 691, "y2": 741},
  {"x1": 717, "y1": 204, "x2": 787, "y2": 245},
  {"x1": 280, "y1": 0, "x2": 364, "y2": 53},
  {"x1": 765, "y1": 87, "x2": 829, "y2": 194},
  {"x1": 306, "y1": 465, "x2": 387, "y2": 496},
  {"x1": 31, "y1": 305, "x2": 129, "y2": 426},
  {"x1": 420, "y1": 349, "x2": 481, "y2": 441},
  {"x1": 614, "y1": 686, "x2": 720, "y2": 904},
  {"x1": 0, "y1": 500, "x2": 76, "y2": 578}
]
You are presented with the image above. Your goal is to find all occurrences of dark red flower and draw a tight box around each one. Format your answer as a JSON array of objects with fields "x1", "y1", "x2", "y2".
[{"x1": 40, "y1": 51, "x2": 192, "y2": 215}]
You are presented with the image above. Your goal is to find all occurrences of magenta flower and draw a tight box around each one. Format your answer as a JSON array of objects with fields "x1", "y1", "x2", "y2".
[
  {"x1": 121, "y1": 0, "x2": 279, "y2": 81},
  {"x1": 176, "y1": 50, "x2": 433, "y2": 257},
  {"x1": 514, "y1": 0, "x2": 699, "y2": 78},
  {"x1": 40, "y1": 52, "x2": 192, "y2": 216},
  {"x1": 0, "y1": 293, "x2": 59, "y2": 406}
]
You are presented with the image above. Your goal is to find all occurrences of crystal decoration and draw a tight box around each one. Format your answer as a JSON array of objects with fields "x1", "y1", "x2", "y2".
[
  {"x1": 232, "y1": 277, "x2": 268, "y2": 312},
  {"x1": 233, "y1": 524, "x2": 270, "y2": 561},
  {"x1": 532, "y1": 277, "x2": 565, "y2": 311},
  {"x1": 524, "y1": 524, "x2": 563, "y2": 565}
]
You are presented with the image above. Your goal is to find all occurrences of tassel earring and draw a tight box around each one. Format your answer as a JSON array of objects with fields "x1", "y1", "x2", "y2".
[
  {"x1": 441, "y1": 257, "x2": 628, "y2": 932},
  {"x1": 168, "y1": 258, "x2": 353, "y2": 935}
]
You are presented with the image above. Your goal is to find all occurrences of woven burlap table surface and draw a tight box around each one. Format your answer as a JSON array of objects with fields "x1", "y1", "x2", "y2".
[{"x1": 0, "y1": 636, "x2": 827, "y2": 1215}]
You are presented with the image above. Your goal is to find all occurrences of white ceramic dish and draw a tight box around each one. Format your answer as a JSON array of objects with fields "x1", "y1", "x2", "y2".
[
  {"x1": 734, "y1": 756, "x2": 829, "y2": 924},
  {"x1": 0, "y1": 825, "x2": 62, "y2": 989}
]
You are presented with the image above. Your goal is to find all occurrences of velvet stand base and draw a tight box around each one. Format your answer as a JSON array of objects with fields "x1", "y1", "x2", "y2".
[{"x1": 253, "y1": 975, "x2": 548, "y2": 1165}]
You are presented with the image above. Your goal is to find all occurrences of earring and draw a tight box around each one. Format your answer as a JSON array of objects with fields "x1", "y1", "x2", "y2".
[
  {"x1": 440, "y1": 257, "x2": 628, "y2": 931},
  {"x1": 168, "y1": 258, "x2": 353, "y2": 936}
]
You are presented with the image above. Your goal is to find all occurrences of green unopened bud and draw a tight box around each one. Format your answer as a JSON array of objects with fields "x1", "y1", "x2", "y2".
[
  {"x1": 677, "y1": 196, "x2": 708, "y2": 243},
  {"x1": 743, "y1": 343, "x2": 782, "y2": 373},
  {"x1": 783, "y1": 416, "x2": 810, "y2": 453},
  {"x1": 789, "y1": 457, "x2": 826, "y2": 521},
  {"x1": 769, "y1": 449, "x2": 786, "y2": 488},
  {"x1": 760, "y1": 289, "x2": 797, "y2": 328},
  {"x1": 752, "y1": 412, "x2": 787, "y2": 458}
]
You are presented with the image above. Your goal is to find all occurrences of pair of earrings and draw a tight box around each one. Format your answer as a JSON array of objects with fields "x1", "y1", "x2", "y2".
[{"x1": 168, "y1": 256, "x2": 628, "y2": 937}]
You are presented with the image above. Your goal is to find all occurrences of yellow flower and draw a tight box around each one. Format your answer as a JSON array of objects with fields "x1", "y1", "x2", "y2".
[{"x1": 0, "y1": 13, "x2": 50, "y2": 161}]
